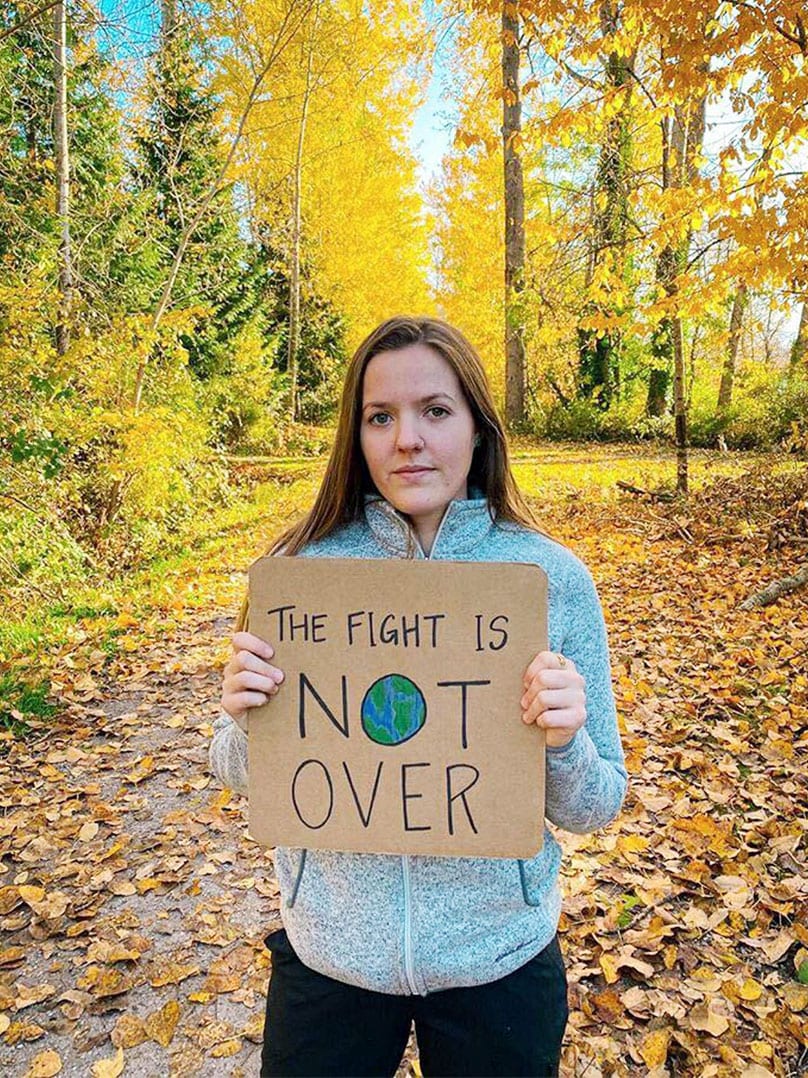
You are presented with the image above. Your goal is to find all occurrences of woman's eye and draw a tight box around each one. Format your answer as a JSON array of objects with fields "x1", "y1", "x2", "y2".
[
  {"x1": 427, "y1": 406, "x2": 449, "y2": 418},
  {"x1": 368, "y1": 412, "x2": 391, "y2": 426}
]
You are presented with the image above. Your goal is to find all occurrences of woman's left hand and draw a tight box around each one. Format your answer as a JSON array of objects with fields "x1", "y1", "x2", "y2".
[{"x1": 521, "y1": 651, "x2": 587, "y2": 749}]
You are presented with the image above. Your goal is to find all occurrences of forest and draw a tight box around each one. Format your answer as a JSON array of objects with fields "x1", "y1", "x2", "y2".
[
  {"x1": 1, "y1": 0, "x2": 807, "y2": 597},
  {"x1": 0, "y1": 0, "x2": 806, "y2": 1075}
]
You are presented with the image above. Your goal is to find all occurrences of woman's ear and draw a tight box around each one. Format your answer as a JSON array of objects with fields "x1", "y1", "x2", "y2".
[{"x1": 473, "y1": 432, "x2": 481, "y2": 448}]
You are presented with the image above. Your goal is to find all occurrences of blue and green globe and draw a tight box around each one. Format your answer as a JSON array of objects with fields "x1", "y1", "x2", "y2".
[{"x1": 361, "y1": 674, "x2": 426, "y2": 746}]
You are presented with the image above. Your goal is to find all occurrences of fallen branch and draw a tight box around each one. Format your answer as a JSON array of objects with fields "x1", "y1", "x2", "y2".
[
  {"x1": 616, "y1": 480, "x2": 676, "y2": 503},
  {"x1": 739, "y1": 563, "x2": 808, "y2": 609},
  {"x1": 701, "y1": 534, "x2": 751, "y2": 546}
]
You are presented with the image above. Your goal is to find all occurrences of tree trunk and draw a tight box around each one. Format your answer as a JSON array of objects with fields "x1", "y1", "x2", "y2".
[
  {"x1": 160, "y1": 0, "x2": 176, "y2": 37},
  {"x1": 501, "y1": 0, "x2": 525, "y2": 427},
  {"x1": 578, "y1": 0, "x2": 634, "y2": 408},
  {"x1": 672, "y1": 307, "x2": 688, "y2": 494},
  {"x1": 717, "y1": 282, "x2": 747, "y2": 414},
  {"x1": 646, "y1": 116, "x2": 674, "y2": 418},
  {"x1": 53, "y1": 0, "x2": 72, "y2": 356},
  {"x1": 647, "y1": 111, "x2": 691, "y2": 492},
  {"x1": 789, "y1": 301, "x2": 808, "y2": 373},
  {"x1": 288, "y1": 3, "x2": 320, "y2": 423},
  {"x1": 646, "y1": 59, "x2": 706, "y2": 427}
]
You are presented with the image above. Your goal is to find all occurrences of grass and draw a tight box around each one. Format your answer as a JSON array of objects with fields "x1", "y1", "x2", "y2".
[{"x1": 0, "y1": 671, "x2": 57, "y2": 735}]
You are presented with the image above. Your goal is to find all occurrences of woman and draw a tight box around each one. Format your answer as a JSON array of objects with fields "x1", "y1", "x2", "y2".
[{"x1": 210, "y1": 315, "x2": 626, "y2": 1077}]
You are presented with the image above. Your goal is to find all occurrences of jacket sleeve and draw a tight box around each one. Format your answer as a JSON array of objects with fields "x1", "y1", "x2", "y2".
[
  {"x1": 209, "y1": 711, "x2": 249, "y2": 796},
  {"x1": 544, "y1": 558, "x2": 627, "y2": 834}
]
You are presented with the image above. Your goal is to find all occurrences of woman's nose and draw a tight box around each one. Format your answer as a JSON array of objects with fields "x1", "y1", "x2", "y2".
[{"x1": 396, "y1": 417, "x2": 424, "y2": 451}]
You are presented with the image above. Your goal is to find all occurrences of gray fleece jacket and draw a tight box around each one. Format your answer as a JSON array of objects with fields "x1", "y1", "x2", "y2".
[{"x1": 209, "y1": 494, "x2": 626, "y2": 995}]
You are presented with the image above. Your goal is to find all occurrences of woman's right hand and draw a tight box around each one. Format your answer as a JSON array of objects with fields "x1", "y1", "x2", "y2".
[{"x1": 221, "y1": 631, "x2": 285, "y2": 729}]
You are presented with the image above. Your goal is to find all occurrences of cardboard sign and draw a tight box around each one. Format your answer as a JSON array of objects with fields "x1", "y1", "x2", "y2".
[{"x1": 247, "y1": 558, "x2": 547, "y2": 858}]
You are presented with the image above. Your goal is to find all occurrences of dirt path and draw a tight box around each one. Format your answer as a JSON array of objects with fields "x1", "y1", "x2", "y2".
[{"x1": 1, "y1": 601, "x2": 289, "y2": 1077}]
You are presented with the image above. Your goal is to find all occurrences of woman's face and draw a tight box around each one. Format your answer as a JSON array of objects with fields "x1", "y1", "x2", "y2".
[{"x1": 359, "y1": 343, "x2": 477, "y2": 551}]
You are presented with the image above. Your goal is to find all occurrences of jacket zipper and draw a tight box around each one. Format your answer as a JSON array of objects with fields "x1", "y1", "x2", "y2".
[
  {"x1": 401, "y1": 855, "x2": 419, "y2": 993},
  {"x1": 398, "y1": 501, "x2": 454, "y2": 995}
]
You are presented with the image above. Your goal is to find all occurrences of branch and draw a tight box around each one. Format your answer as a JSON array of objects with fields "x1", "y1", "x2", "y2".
[
  {"x1": 545, "y1": 373, "x2": 569, "y2": 405},
  {"x1": 556, "y1": 56, "x2": 601, "y2": 92},
  {"x1": 0, "y1": 0, "x2": 60, "y2": 42},
  {"x1": 739, "y1": 563, "x2": 808, "y2": 608},
  {"x1": 624, "y1": 64, "x2": 659, "y2": 110}
]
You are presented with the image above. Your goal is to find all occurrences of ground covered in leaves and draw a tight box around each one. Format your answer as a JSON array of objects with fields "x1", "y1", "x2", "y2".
[{"x1": 1, "y1": 445, "x2": 806, "y2": 1077}]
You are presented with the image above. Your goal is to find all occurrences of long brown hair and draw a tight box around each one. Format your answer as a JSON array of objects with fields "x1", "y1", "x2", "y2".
[{"x1": 236, "y1": 315, "x2": 553, "y2": 631}]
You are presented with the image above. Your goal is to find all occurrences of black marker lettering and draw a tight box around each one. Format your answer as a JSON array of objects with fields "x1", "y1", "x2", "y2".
[
  {"x1": 401, "y1": 614, "x2": 420, "y2": 648},
  {"x1": 423, "y1": 613, "x2": 446, "y2": 648},
  {"x1": 266, "y1": 604, "x2": 295, "y2": 642},
  {"x1": 474, "y1": 614, "x2": 484, "y2": 652},
  {"x1": 401, "y1": 763, "x2": 432, "y2": 832},
  {"x1": 289, "y1": 608, "x2": 310, "y2": 641},
  {"x1": 291, "y1": 759, "x2": 334, "y2": 829},
  {"x1": 446, "y1": 764, "x2": 480, "y2": 835},
  {"x1": 489, "y1": 615, "x2": 509, "y2": 651},
  {"x1": 347, "y1": 610, "x2": 364, "y2": 646},
  {"x1": 435, "y1": 679, "x2": 492, "y2": 750},
  {"x1": 342, "y1": 761, "x2": 384, "y2": 828},
  {"x1": 379, "y1": 614, "x2": 398, "y2": 645},
  {"x1": 311, "y1": 613, "x2": 328, "y2": 643},
  {"x1": 298, "y1": 672, "x2": 350, "y2": 738}
]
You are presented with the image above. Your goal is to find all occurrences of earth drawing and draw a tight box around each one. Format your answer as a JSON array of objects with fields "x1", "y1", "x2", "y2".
[{"x1": 361, "y1": 674, "x2": 427, "y2": 746}]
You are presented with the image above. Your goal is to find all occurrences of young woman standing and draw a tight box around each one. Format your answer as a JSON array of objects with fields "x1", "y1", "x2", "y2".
[{"x1": 210, "y1": 315, "x2": 626, "y2": 1077}]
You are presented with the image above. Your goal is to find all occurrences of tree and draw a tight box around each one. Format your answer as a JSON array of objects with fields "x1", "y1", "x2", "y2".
[
  {"x1": 501, "y1": 0, "x2": 526, "y2": 425},
  {"x1": 576, "y1": 0, "x2": 636, "y2": 409},
  {"x1": 789, "y1": 301, "x2": 808, "y2": 373},
  {"x1": 52, "y1": 0, "x2": 71, "y2": 356},
  {"x1": 716, "y1": 282, "x2": 747, "y2": 415},
  {"x1": 286, "y1": 0, "x2": 321, "y2": 421},
  {"x1": 134, "y1": 3, "x2": 269, "y2": 383},
  {"x1": 223, "y1": 0, "x2": 431, "y2": 364}
]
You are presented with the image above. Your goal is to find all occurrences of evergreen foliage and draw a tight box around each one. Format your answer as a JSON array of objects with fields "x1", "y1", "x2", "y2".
[{"x1": 132, "y1": 13, "x2": 269, "y2": 379}]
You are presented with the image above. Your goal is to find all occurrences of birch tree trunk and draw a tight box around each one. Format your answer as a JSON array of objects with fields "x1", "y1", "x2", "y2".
[
  {"x1": 789, "y1": 301, "x2": 808, "y2": 373},
  {"x1": 646, "y1": 66, "x2": 706, "y2": 424},
  {"x1": 647, "y1": 110, "x2": 696, "y2": 493},
  {"x1": 501, "y1": 1, "x2": 525, "y2": 427},
  {"x1": 288, "y1": 2, "x2": 320, "y2": 422},
  {"x1": 717, "y1": 283, "x2": 747, "y2": 414},
  {"x1": 53, "y1": 0, "x2": 72, "y2": 357}
]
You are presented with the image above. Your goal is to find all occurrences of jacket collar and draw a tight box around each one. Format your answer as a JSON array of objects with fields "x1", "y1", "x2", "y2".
[{"x1": 363, "y1": 492, "x2": 495, "y2": 558}]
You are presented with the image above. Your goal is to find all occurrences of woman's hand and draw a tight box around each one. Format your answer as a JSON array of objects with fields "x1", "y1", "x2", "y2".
[
  {"x1": 222, "y1": 631, "x2": 285, "y2": 730},
  {"x1": 521, "y1": 651, "x2": 586, "y2": 749}
]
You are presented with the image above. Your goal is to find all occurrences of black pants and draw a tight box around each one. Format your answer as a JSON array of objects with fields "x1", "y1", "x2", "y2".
[{"x1": 260, "y1": 928, "x2": 568, "y2": 1077}]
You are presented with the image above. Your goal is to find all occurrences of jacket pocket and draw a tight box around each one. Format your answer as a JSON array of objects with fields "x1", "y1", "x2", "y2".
[{"x1": 517, "y1": 858, "x2": 541, "y2": 906}]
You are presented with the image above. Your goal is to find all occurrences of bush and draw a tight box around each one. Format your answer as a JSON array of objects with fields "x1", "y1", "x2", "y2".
[
  {"x1": 536, "y1": 391, "x2": 676, "y2": 444},
  {"x1": 532, "y1": 356, "x2": 808, "y2": 451},
  {"x1": 690, "y1": 367, "x2": 808, "y2": 449},
  {"x1": 540, "y1": 398, "x2": 605, "y2": 441}
]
